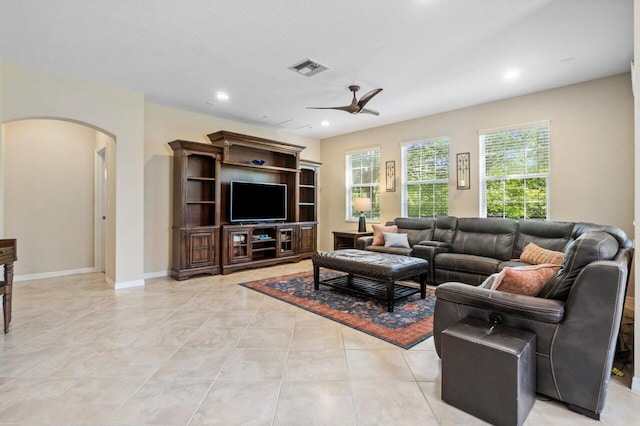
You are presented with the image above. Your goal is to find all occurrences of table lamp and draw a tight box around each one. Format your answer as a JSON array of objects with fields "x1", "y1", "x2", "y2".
[{"x1": 353, "y1": 197, "x2": 372, "y2": 232}]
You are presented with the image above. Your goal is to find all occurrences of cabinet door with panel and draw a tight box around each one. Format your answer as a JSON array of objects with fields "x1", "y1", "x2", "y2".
[
  {"x1": 187, "y1": 229, "x2": 218, "y2": 268},
  {"x1": 298, "y1": 223, "x2": 317, "y2": 256}
]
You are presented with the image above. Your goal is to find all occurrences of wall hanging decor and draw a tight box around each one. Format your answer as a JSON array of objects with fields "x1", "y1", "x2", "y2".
[
  {"x1": 386, "y1": 160, "x2": 396, "y2": 192},
  {"x1": 457, "y1": 152, "x2": 470, "y2": 190}
]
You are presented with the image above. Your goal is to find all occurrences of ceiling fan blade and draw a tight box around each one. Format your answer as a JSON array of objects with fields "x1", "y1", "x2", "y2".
[
  {"x1": 307, "y1": 105, "x2": 359, "y2": 113},
  {"x1": 360, "y1": 108, "x2": 380, "y2": 116},
  {"x1": 357, "y1": 88, "x2": 383, "y2": 109},
  {"x1": 307, "y1": 86, "x2": 382, "y2": 116}
]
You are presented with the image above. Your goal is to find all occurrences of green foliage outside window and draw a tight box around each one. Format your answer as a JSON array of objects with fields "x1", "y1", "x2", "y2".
[
  {"x1": 482, "y1": 125, "x2": 550, "y2": 219},
  {"x1": 402, "y1": 139, "x2": 449, "y2": 218},
  {"x1": 347, "y1": 150, "x2": 380, "y2": 220}
]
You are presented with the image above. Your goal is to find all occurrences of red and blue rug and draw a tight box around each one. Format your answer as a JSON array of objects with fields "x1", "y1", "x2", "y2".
[{"x1": 239, "y1": 270, "x2": 436, "y2": 349}]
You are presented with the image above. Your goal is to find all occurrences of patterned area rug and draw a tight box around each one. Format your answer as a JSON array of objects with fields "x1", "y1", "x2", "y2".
[{"x1": 239, "y1": 270, "x2": 436, "y2": 349}]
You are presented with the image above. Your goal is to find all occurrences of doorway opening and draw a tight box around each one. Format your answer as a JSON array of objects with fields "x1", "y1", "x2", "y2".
[{"x1": 1, "y1": 118, "x2": 116, "y2": 282}]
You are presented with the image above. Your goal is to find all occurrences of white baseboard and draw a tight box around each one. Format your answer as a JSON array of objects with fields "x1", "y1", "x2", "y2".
[
  {"x1": 632, "y1": 376, "x2": 640, "y2": 392},
  {"x1": 143, "y1": 270, "x2": 169, "y2": 279},
  {"x1": 14, "y1": 267, "x2": 96, "y2": 282},
  {"x1": 114, "y1": 279, "x2": 145, "y2": 290}
]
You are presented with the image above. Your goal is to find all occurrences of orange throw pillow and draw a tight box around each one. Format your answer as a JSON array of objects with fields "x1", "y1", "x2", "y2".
[
  {"x1": 372, "y1": 224, "x2": 398, "y2": 246},
  {"x1": 520, "y1": 242, "x2": 564, "y2": 266},
  {"x1": 491, "y1": 264, "x2": 561, "y2": 297}
]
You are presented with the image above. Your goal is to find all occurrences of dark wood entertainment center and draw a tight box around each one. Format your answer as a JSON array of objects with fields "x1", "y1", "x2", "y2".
[{"x1": 169, "y1": 131, "x2": 319, "y2": 279}]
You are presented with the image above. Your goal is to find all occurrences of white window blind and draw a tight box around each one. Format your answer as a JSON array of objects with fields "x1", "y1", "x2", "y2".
[
  {"x1": 346, "y1": 149, "x2": 380, "y2": 221},
  {"x1": 479, "y1": 121, "x2": 550, "y2": 219},
  {"x1": 401, "y1": 138, "x2": 449, "y2": 218}
]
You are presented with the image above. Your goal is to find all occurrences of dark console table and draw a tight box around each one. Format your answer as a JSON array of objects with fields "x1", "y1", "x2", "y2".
[
  {"x1": 0, "y1": 239, "x2": 16, "y2": 333},
  {"x1": 332, "y1": 231, "x2": 373, "y2": 250}
]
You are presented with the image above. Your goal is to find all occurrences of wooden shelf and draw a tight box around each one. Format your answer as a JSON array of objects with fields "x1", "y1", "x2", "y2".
[
  {"x1": 169, "y1": 133, "x2": 321, "y2": 276},
  {"x1": 187, "y1": 177, "x2": 216, "y2": 181},
  {"x1": 169, "y1": 140, "x2": 222, "y2": 280},
  {"x1": 223, "y1": 160, "x2": 299, "y2": 173}
]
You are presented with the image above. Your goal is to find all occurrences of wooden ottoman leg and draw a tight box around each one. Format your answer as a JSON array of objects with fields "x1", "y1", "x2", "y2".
[
  {"x1": 387, "y1": 280, "x2": 394, "y2": 312},
  {"x1": 420, "y1": 273, "x2": 426, "y2": 299}
]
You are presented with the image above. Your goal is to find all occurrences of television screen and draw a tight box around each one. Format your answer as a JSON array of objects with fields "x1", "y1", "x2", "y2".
[{"x1": 230, "y1": 181, "x2": 287, "y2": 222}]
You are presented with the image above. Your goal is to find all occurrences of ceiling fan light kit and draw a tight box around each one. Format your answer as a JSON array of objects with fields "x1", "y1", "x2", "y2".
[{"x1": 307, "y1": 85, "x2": 383, "y2": 116}]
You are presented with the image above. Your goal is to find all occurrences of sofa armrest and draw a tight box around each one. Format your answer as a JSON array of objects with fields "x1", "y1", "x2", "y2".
[
  {"x1": 435, "y1": 282, "x2": 565, "y2": 323},
  {"x1": 551, "y1": 260, "x2": 627, "y2": 413},
  {"x1": 411, "y1": 244, "x2": 451, "y2": 284},
  {"x1": 356, "y1": 236, "x2": 374, "y2": 250}
]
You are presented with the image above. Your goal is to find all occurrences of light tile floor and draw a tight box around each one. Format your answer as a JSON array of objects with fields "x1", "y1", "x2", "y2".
[{"x1": 0, "y1": 260, "x2": 638, "y2": 425}]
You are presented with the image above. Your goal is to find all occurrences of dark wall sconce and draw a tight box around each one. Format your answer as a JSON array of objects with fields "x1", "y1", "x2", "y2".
[{"x1": 457, "y1": 152, "x2": 470, "y2": 190}]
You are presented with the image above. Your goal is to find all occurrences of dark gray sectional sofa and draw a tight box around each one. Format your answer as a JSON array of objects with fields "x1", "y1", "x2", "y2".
[
  {"x1": 357, "y1": 216, "x2": 633, "y2": 419},
  {"x1": 357, "y1": 216, "x2": 631, "y2": 287}
]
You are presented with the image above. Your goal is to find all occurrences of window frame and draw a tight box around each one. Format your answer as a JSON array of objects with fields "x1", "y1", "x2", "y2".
[
  {"x1": 345, "y1": 147, "x2": 381, "y2": 222},
  {"x1": 479, "y1": 120, "x2": 551, "y2": 220},
  {"x1": 400, "y1": 137, "x2": 450, "y2": 218}
]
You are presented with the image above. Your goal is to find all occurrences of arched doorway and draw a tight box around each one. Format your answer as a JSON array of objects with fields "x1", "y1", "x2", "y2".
[{"x1": 1, "y1": 118, "x2": 116, "y2": 282}]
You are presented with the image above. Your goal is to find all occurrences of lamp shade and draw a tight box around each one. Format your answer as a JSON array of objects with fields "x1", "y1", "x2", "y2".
[{"x1": 353, "y1": 197, "x2": 371, "y2": 212}]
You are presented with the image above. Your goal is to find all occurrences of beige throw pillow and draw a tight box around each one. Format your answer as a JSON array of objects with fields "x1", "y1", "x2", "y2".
[
  {"x1": 372, "y1": 224, "x2": 398, "y2": 246},
  {"x1": 520, "y1": 242, "x2": 565, "y2": 266},
  {"x1": 383, "y1": 232, "x2": 410, "y2": 248},
  {"x1": 491, "y1": 264, "x2": 561, "y2": 297}
]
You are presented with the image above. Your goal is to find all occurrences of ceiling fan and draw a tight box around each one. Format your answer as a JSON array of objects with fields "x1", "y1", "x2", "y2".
[{"x1": 307, "y1": 85, "x2": 383, "y2": 116}]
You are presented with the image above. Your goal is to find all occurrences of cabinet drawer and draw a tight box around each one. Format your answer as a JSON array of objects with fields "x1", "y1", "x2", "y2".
[{"x1": 0, "y1": 247, "x2": 15, "y2": 264}]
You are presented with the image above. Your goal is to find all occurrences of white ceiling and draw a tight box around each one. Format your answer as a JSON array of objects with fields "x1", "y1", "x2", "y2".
[{"x1": 0, "y1": 0, "x2": 633, "y2": 139}]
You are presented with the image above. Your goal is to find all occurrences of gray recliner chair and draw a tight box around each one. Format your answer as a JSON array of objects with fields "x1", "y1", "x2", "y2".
[{"x1": 433, "y1": 230, "x2": 633, "y2": 419}]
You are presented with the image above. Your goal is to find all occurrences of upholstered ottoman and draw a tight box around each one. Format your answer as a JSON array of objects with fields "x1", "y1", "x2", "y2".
[
  {"x1": 441, "y1": 317, "x2": 536, "y2": 426},
  {"x1": 311, "y1": 249, "x2": 429, "y2": 312}
]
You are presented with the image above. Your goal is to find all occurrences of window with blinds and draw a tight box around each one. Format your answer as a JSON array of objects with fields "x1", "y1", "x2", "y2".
[
  {"x1": 479, "y1": 121, "x2": 550, "y2": 219},
  {"x1": 401, "y1": 138, "x2": 449, "y2": 218},
  {"x1": 346, "y1": 149, "x2": 381, "y2": 221}
]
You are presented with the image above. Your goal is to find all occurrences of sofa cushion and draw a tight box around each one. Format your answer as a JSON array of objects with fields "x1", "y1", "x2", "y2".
[
  {"x1": 436, "y1": 253, "x2": 501, "y2": 276},
  {"x1": 384, "y1": 232, "x2": 410, "y2": 248},
  {"x1": 490, "y1": 264, "x2": 561, "y2": 296},
  {"x1": 392, "y1": 217, "x2": 435, "y2": 246},
  {"x1": 401, "y1": 228, "x2": 434, "y2": 247},
  {"x1": 513, "y1": 219, "x2": 574, "y2": 258},
  {"x1": 519, "y1": 243, "x2": 564, "y2": 266},
  {"x1": 434, "y1": 216, "x2": 458, "y2": 244},
  {"x1": 572, "y1": 222, "x2": 629, "y2": 248},
  {"x1": 372, "y1": 224, "x2": 397, "y2": 246},
  {"x1": 451, "y1": 217, "x2": 517, "y2": 260},
  {"x1": 538, "y1": 231, "x2": 619, "y2": 300}
]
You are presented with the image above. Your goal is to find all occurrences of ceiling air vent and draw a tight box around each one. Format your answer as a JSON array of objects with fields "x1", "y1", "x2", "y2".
[
  {"x1": 289, "y1": 59, "x2": 329, "y2": 77},
  {"x1": 276, "y1": 119, "x2": 312, "y2": 129}
]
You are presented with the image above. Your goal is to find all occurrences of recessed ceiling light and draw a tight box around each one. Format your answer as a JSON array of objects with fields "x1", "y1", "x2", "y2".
[
  {"x1": 321, "y1": 120, "x2": 330, "y2": 127},
  {"x1": 216, "y1": 91, "x2": 229, "y2": 101},
  {"x1": 504, "y1": 69, "x2": 520, "y2": 81}
]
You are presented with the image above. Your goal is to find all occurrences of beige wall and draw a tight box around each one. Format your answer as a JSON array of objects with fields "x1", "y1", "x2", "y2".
[
  {"x1": 4, "y1": 119, "x2": 95, "y2": 276},
  {"x1": 0, "y1": 61, "x2": 320, "y2": 283},
  {"x1": 0, "y1": 61, "x2": 145, "y2": 286},
  {"x1": 320, "y1": 74, "x2": 634, "y2": 253},
  {"x1": 143, "y1": 103, "x2": 322, "y2": 276}
]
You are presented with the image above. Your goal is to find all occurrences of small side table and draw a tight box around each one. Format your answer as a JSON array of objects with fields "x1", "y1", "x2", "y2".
[
  {"x1": 332, "y1": 231, "x2": 373, "y2": 250},
  {"x1": 0, "y1": 239, "x2": 16, "y2": 334}
]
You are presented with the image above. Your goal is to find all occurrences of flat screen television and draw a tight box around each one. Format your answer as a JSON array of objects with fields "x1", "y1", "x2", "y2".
[{"x1": 230, "y1": 181, "x2": 287, "y2": 222}]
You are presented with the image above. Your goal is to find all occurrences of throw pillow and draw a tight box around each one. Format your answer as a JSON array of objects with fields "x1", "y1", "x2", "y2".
[
  {"x1": 383, "y1": 232, "x2": 410, "y2": 248},
  {"x1": 520, "y1": 242, "x2": 564, "y2": 266},
  {"x1": 372, "y1": 224, "x2": 398, "y2": 246},
  {"x1": 490, "y1": 264, "x2": 561, "y2": 297}
]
